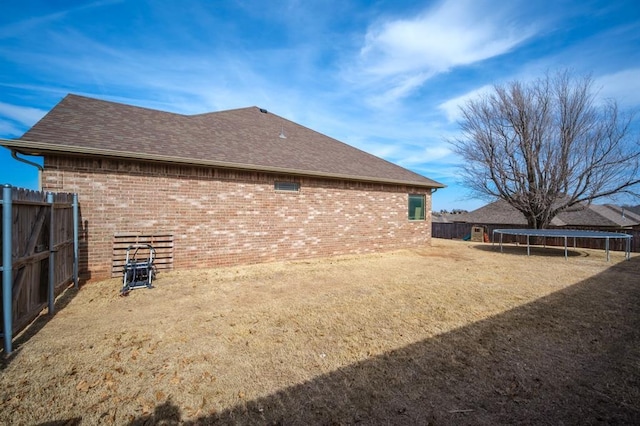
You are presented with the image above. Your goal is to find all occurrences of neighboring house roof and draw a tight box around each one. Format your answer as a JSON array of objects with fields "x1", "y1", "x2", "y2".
[
  {"x1": 2, "y1": 94, "x2": 444, "y2": 189},
  {"x1": 432, "y1": 214, "x2": 452, "y2": 223},
  {"x1": 455, "y1": 199, "x2": 640, "y2": 228},
  {"x1": 596, "y1": 205, "x2": 640, "y2": 227},
  {"x1": 625, "y1": 205, "x2": 640, "y2": 216},
  {"x1": 454, "y1": 200, "x2": 529, "y2": 226},
  {"x1": 432, "y1": 213, "x2": 468, "y2": 223}
]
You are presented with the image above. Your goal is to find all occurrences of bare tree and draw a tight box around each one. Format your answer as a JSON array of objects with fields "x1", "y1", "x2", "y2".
[{"x1": 451, "y1": 71, "x2": 640, "y2": 228}]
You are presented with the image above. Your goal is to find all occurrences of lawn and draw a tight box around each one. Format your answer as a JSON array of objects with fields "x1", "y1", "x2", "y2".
[{"x1": 1, "y1": 239, "x2": 639, "y2": 425}]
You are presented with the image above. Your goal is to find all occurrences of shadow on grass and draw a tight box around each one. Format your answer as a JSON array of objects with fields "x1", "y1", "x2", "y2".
[
  {"x1": 473, "y1": 241, "x2": 598, "y2": 258},
  {"x1": 1, "y1": 284, "x2": 80, "y2": 369},
  {"x1": 37, "y1": 418, "x2": 82, "y2": 426},
  {"x1": 127, "y1": 256, "x2": 636, "y2": 424}
]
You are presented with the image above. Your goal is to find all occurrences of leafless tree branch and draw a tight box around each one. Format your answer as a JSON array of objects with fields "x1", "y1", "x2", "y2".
[{"x1": 450, "y1": 70, "x2": 640, "y2": 228}]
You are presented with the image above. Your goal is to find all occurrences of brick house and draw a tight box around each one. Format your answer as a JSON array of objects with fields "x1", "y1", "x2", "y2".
[{"x1": 3, "y1": 94, "x2": 444, "y2": 281}]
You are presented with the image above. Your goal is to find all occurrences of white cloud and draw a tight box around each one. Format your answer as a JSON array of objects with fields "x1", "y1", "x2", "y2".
[
  {"x1": 364, "y1": 72, "x2": 433, "y2": 108},
  {"x1": 356, "y1": 0, "x2": 539, "y2": 104},
  {"x1": 396, "y1": 145, "x2": 453, "y2": 166},
  {"x1": 438, "y1": 84, "x2": 493, "y2": 122},
  {"x1": 436, "y1": 68, "x2": 640, "y2": 125},
  {"x1": 0, "y1": 0, "x2": 122, "y2": 39},
  {"x1": 0, "y1": 102, "x2": 47, "y2": 127},
  {"x1": 0, "y1": 119, "x2": 24, "y2": 137},
  {"x1": 595, "y1": 68, "x2": 640, "y2": 107},
  {"x1": 1, "y1": 35, "x2": 275, "y2": 115}
]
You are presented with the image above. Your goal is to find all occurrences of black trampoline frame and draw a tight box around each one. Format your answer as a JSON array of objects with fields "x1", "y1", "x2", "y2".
[{"x1": 492, "y1": 228, "x2": 632, "y2": 261}]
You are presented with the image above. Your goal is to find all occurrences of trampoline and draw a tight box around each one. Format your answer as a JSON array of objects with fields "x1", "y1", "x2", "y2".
[{"x1": 492, "y1": 229, "x2": 632, "y2": 261}]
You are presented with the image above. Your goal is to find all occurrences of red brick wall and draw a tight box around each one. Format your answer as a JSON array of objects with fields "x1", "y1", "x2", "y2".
[{"x1": 43, "y1": 156, "x2": 433, "y2": 280}]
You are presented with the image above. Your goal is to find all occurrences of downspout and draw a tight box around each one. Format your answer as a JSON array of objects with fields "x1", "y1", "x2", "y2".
[
  {"x1": 431, "y1": 188, "x2": 438, "y2": 217},
  {"x1": 10, "y1": 149, "x2": 43, "y2": 190}
]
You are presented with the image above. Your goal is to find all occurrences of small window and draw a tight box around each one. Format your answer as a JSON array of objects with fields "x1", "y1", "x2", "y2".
[
  {"x1": 275, "y1": 181, "x2": 300, "y2": 192},
  {"x1": 408, "y1": 194, "x2": 425, "y2": 221}
]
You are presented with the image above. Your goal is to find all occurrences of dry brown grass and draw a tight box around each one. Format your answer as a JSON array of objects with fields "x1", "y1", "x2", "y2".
[{"x1": 1, "y1": 239, "x2": 639, "y2": 425}]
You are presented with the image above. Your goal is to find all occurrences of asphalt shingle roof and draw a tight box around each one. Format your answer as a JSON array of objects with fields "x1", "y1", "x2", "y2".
[
  {"x1": 455, "y1": 199, "x2": 640, "y2": 228},
  {"x1": 454, "y1": 200, "x2": 529, "y2": 225},
  {"x1": 8, "y1": 94, "x2": 443, "y2": 188}
]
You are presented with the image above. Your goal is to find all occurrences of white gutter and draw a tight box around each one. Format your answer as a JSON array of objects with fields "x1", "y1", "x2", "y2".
[{"x1": 5, "y1": 147, "x2": 43, "y2": 190}]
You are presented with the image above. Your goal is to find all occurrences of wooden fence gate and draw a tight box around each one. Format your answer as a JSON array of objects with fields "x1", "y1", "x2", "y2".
[{"x1": 1, "y1": 185, "x2": 78, "y2": 354}]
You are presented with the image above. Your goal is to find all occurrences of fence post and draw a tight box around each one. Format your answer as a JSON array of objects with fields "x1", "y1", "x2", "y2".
[
  {"x1": 2, "y1": 184, "x2": 13, "y2": 354},
  {"x1": 47, "y1": 192, "x2": 55, "y2": 315},
  {"x1": 73, "y1": 193, "x2": 79, "y2": 289}
]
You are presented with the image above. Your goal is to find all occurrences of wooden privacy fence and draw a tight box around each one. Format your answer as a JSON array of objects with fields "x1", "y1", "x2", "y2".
[
  {"x1": 432, "y1": 222, "x2": 639, "y2": 253},
  {"x1": 1, "y1": 185, "x2": 79, "y2": 354}
]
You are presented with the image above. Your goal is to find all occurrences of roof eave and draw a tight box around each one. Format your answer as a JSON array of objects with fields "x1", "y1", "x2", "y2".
[{"x1": 2, "y1": 139, "x2": 445, "y2": 189}]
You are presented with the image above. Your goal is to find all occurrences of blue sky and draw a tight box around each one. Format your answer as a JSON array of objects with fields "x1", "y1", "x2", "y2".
[{"x1": 1, "y1": 0, "x2": 639, "y2": 211}]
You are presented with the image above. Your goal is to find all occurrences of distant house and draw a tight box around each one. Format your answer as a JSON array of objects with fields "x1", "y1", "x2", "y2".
[
  {"x1": 431, "y1": 213, "x2": 453, "y2": 224},
  {"x1": 626, "y1": 205, "x2": 640, "y2": 216},
  {"x1": 3, "y1": 94, "x2": 444, "y2": 280},
  {"x1": 431, "y1": 211, "x2": 468, "y2": 224},
  {"x1": 455, "y1": 199, "x2": 640, "y2": 229},
  {"x1": 431, "y1": 198, "x2": 640, "y2": 250}
]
